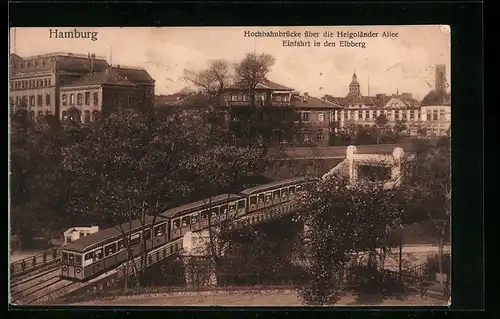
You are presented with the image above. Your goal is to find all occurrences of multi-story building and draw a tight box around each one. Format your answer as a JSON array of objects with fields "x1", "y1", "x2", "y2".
[
  {"x1": 9, "y1": 52, "x2": 155, "y2": 123},
  {"x1": 222, "y1": 79, "x2": 341, "y2": 145},
  {"x1": 323, "y1": 68, "x2": 451, "y2": 137}
]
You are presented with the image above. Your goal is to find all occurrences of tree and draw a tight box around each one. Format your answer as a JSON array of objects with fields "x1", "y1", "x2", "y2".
[
  {"x1": 62, "y1": 108, "x2": 211, "y2": 286},
  {"x1": 234, "y1": 53, "x2": 276, "y2": 141},
  {"x1": 404, "y1": 137, "x2": 451, "y2": 282},
  {"x1": 393, "y1": 119, "x2": 408, "y2": 140},
  {"x1": 373, "y1": 114, "x2": 390, "y2": 144},
  {"x1": 295, "y1": 176, "x2": 408, "y2": 305},
  {"x1": 181, "y1": 143, "x2": 268, "y2": 285},
  {"x1": 184, "y1": 59, "x2": 232, "y2": 108}
]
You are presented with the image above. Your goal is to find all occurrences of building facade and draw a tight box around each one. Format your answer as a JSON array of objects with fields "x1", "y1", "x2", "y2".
[
  {"x1": 9, "y1": 52, "x2": 154, "y2": 123},
  {"x1": 323, "y1": 68, "x2": 451, "y2": 137},
  {"x1": 222, "y1": 79, "x2": 341, "y2": 145}
]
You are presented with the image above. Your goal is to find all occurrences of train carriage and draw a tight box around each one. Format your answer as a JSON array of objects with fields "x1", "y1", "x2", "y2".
[
  {"x1": 60, "y1": 216, "x2": 169, "y2": 281},
  {"x1": 160, "y1": 193, "x2": 245, "y2": 240},
  {"x1": 240, "y1": 177, "x2": 308, "y2": 214}
]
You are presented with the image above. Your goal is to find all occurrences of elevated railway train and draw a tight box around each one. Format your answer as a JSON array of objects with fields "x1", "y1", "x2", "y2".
[{"x1": 60, "y1": 177, "x2": 310, "y2": 281}]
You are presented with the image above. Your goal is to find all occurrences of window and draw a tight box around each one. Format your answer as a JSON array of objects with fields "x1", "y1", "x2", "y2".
[
  {"x1": 84, "y1": 252, "x2": 94, "y2": 261},
  {"x1": 394, "y1": 110, "x2": 400, "y2": 120},
  {"x1": 410, "y1": 110, "x2": 415, "y2": 120},
  {"x1": 75, "y1": 255, "x2": 82, "y2": 266},
  {"x1": 77, "y1": 93, "x2": 83, "y2": 105},
  {"x1": 387, "y1": 110, "x2": 392, "y2": 120},
  {"x1": 258, "y1": 194, "x2": 264, "y2": 204},
  {"x1": 289, "y1": 186, "x2": 296, "y2": 195},
  {"x1": 210, "y1": 207, "x2": 219, "y2": 218},
  {"x1": 44, "y1": 79, "x2": 48, "y2": 87},
  {"x1": 237, "y1": 200, "x2": 245, "y2": 209},
  {"x1": 366, "y1": 111, "x2": 371, "y2": 120},
  {"x1": 84, "y1": 110, "x2": 90, "y2": 123},
  {"x1": 303, "y1": 132, "x2": 309, "y2": 143},
  {"x1": 45, "y1": 111, "x2": 51, "y2": 116},
  {"x1": 343, "y1": 112, "x2": 348, "y2": 120},
  {"x1": 426, "y1": 110, "x2": 431, "y2": 121},
  {"x1": 62, "y1": 94, "x2": 68, "y2": 106},
  {"x1": 201, "y1": 210, "x2": 208, "y2": 220},
  {"x1": 281, "y1": 188, "x2": 288, "y2": 198},
  {"x1": 45, "y1": 94, "x2": 51, "y2": 106},
  {"x1": 181, "y1": 216, "x2": 190, "y2": 226},
  {"x1": 62, "y1": 252, "x2": 68, "y2": 265},
  {"x1": 231, "y1": 95, "x2": 238, "y2": 101},
  {"x1": 130, "y1": 233, "x2": 141, "y2": 245},
  {"x1": 439, "y1": 110, "x2": 446, "y2": 121},
  {"x1": 265, "y1": 193, "x2": 272, "y2": 203},
  {"x1": 37, "y1": 95, "x2": 42, "y2": 106},
  {"x1": 250, "y1": 196, "x2": 257, "y2": 205},
  {"x1": 144, "y1": 229, "x2": 152, "y2": 240},
  {"x1": 229, "y1": 203, "x2": 236, "y2": 212},
  {"x1": 155, "y1": 224, "x2": 166, "y2": 236},
  {"x1": 318, "y1": 112, "x2": 325, "y2": 122},
  {"x1": 38, "y1": 111, "x2": 43, "y2": 119},
  {"x1": 62, "y1": 111, "x2": 67, "y2": 121},
  {"x1": 301, "y1": 112, "x2": 310, "y2": 122},
  {"x1": 60, "y1": 80, "x2": 65, "y2": 86},
  {"x1": 192, "y1": 213, "x2": 199, "y2": 224},
  {"x1": 48, "y1": 78, "x2": 51, "y2": 86},
  {"x1": 358, "y1": 111, "x2": 363, "y2": 119},
  {"x1": 92, "y1": 110, "x2": 99, "y2": 122},
  {"x1": 93, "y1": 92, "x2": 98, "y2": 105},
  {"x1": 173, "y1": 219, "x2": 180, "y2": 229},
  {"x1": 105, "y1": 243, "x2": 117, "y2": 257},
  {"x1": 350, "y1": 110, "x2": 355, "y2": 120},
  {"x1": 317, "y1": 130, "x2": 324, "y2": 143},
  {"x1": 85, "y1": 92, "x2": 90, "y2": 105},
  {"x1": 70, "y1": 94, "x2": 75, "y2": 105},
  {"x1": 117, "y1": 240, "x2": 125, "y2": 250},
  {"x1": 94, "y1": 249, "x2": 103, "y2": 260},
  {"x1": 30, "y1": 96, "x2": 35, "y2": 106},
  {"x1": 433, "y1": 110, "x2": 439, "y2": 121},
  {"x1": 417, "y1": 111, "x2": 421, "y2": 120}
]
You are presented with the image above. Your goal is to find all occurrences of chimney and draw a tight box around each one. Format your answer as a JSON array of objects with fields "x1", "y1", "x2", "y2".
[
  {"x1": 89, "y1": 53, "x2": 95, "y2": 75},
  {"x1": 303, "y1": 92, "x2": 309, "y2": 102}
]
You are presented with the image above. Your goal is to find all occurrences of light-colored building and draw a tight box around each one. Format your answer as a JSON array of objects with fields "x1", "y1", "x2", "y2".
[
  {"x1": 419, "y1": 105, "x2": 451, "y2": 137},
  {"x1": 63, "y1": 226, "x2": 99, "y2": 245}
]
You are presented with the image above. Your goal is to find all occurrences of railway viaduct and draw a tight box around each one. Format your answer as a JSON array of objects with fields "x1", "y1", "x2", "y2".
[{"x1": 10, "y1": 144, "x2": 416, "y2": 305}]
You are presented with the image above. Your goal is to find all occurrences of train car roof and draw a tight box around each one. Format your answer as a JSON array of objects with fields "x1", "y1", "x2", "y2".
[
  {"x1": 160, "y1": 193, "x2": 243, "y2": 219},
  {"x1": 62, "y1": 216, "x2": 161, "y2": 253},
  {"x1": 240, "y1": 177, "x2": 309, "y2": 195}
]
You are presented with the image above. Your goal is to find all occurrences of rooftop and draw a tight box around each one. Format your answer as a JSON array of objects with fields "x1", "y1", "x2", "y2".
[{"x1": 226, "y1": 78, "x2": 294, "y2": 91}]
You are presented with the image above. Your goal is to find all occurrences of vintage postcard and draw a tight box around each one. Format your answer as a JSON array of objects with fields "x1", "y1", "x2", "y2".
[{"x1": 9, "y1": 26, "x2": 451, "y2": 307}]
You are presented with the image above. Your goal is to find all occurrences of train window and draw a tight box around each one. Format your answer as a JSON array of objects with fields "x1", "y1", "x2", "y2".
[
  {"x1": 84, "y1": 251, "x2": 94, "y2": 261},
  {"x1": 229, "y1": 203, "x2": 236, "y2": 212},
  {"x1": 192, "y1": 213, "x2": 199, "y2": 223},
  {"x1": 289, "y1": 186, "x2": 296, "y2": 194},
  {"x1": 105, "y1": 243, "x2": 117, "y2": 257},
  {"x1": 281, "y1": 188, "x2": 288, "y2": 198},
  {"x1": 221, "y1": 206, "x2": 228, "y2": 217},
  {"x1": 62, "y1": 252, "x2": 68, "y2": 265},
  {"x1": 201, "y1": 210, "x2": 208, "y2": 220},
  {"x1": 144, "y1": 229, "x2": 152, "y2": 240},
  {"x1": 265, "y1": 193, "x2": 272, "y2": 203},
  {"x1": 181, "y1": 216, "x2": 191, "y2": 226},
  {"x1": 117, "y1": 239, "x2": 125, "y2": 250},
  {"x1": 154, "y1": 224, "x2": 166, "y2": 236},
  {"x1": 237, "y1": 200, "x2": 245, "y2": 209},
  {"x1": 258, "y1": 194, "x2": 264, "y2": 204},
  {"x1": 69, "y1": 253, "x2": 75, "y2": 266},
  {"x1": 296, "y1": 185, "x2": 302, "y2": 191},
  {"x1": 210, "y1": 207, "x2": 219, "y2": 218},
  {"x1": 173, "y1": 219, "x2": 180, "y2": 229},
  {"x1": 250, "y1": 196, "x2": 257, "y2": 205},
  {"x1": 75, "y1": 254, "x2": 82, "y2": 266},
  {"x1": 94, "y1": 249, "x2": 103, "y2": 260},
  {"x1": 130, "y1": 233, "x2": 141, "y2": 246},
  {"x1": 273, "y1": 191, "x2": 280, "y2": 200}
]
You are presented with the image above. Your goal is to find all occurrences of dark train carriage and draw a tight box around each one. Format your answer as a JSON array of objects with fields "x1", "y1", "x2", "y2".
[
  {"x1": 161, "y1": 193, "x2": 245, "y2": 240},
  {"x1": 240, "y1": 177, "x2": 308, "y2": 213},
  {"x1": 60, "y1": 216, "x2": 169, "y2": 281}
]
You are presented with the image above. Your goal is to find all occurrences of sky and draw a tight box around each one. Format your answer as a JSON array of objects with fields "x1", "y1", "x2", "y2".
[{"x1": 10, "y1": 26, "x2": 450, "y2": 100}]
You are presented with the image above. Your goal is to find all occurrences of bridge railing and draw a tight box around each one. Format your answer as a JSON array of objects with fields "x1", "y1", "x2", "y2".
[{"x1": 10, "y1": 248, "x2": 61, "y2": 278}]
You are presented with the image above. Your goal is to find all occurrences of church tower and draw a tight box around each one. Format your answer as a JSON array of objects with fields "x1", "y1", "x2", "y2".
[{"x1": 348, "y1": 71, "x2": 361, "y2": 97}]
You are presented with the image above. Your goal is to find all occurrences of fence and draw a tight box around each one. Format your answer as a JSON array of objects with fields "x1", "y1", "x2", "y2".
[{"x1": 10, "y1": 248, "x2": 60, "y2": 277}]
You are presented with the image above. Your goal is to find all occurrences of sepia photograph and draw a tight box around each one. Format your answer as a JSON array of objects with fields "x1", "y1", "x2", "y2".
[{"x1": 9, "y1": 25, "x2": 451, "y2": 307}]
